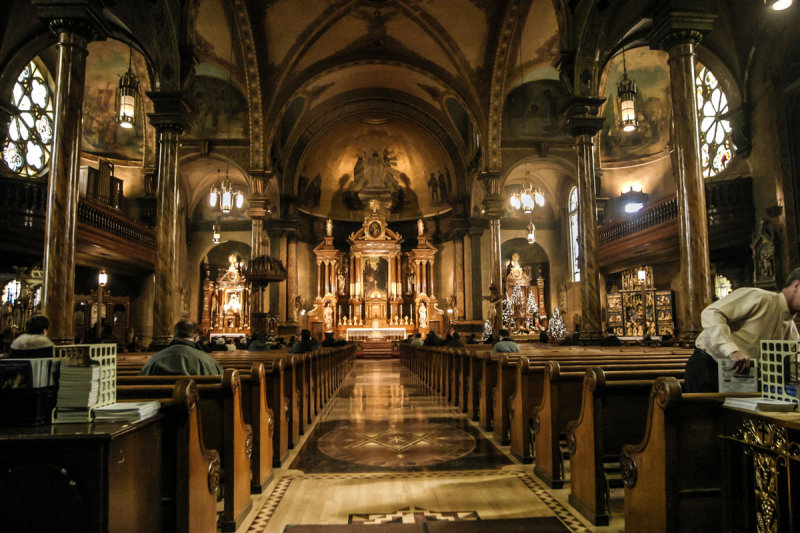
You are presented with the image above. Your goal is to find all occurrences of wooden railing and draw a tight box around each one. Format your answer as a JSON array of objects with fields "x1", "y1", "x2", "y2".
[
  {"x1": 598, "y1": 195, "x2": 678, "y2": 245},
  {"x1": 78, "y1": 198, "x2": 156, "y2": 248},
  {"x1": 0, "y1": 176, "x2": 155, "y2": 249},
  {"x1": 598, "y1": 177, "x2": 753, "y2": 246}
]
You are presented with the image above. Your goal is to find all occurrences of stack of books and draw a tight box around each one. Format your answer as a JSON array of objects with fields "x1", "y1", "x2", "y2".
[
  {"x1": 724, "y1": 396, "x2": 798, "y2": 412},
  {"x1": 94, "y1": 401, "x2": 160, "y2": 422},
  {"x1": 53, "y1": 363, "x2": 100, "y2": 422}
]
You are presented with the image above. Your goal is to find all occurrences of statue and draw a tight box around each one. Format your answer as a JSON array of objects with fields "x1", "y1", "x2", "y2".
[
  {"x1": 326, "y1": 218, "x2": 333, "y2": 237},
  {"x1": 418, "y1": 301, "x2": 428, "y2": 329},
  {"x1": 323, "y1": 302, "x2": 334, "y2": 330},
  {"x1": 417, "y1": 219, "x2": 425, "y2": 236}
]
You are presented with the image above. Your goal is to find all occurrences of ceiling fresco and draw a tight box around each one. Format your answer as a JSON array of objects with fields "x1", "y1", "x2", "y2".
[
  {"x1": 600, "y1": 47, "x2": 672, "y2": 163},
  {"x1": 184, "y1": 76, "x2": 249, "y2": 141},
  {"x1": 295, "y1": 114, "x2": 454, "y2": 222}
]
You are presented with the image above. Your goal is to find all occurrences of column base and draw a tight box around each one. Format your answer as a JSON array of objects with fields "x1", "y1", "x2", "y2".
[{"x1": 148, "y1": 336, "x2": 172, "y2": 351}]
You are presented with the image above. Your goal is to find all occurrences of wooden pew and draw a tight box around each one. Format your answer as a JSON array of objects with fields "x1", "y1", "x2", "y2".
[
  {"x1": 508, "y1": 350, "x2": 692, "y2": 463},
  {"x1": 118, "y1": 369, "x2": 252, "y2": 532},
  {"x1": 567, "y1": 367, "x2": 671, "y2": 525},
  {"x1": 620, "y1": 378, "x2": 759, "y2": 533},
  {"x1": 161, "y1": 380, "x2": 220, "y2": 533},
  {"x1": 532, "y1": 361, "x2": 685, "y2": 489}
]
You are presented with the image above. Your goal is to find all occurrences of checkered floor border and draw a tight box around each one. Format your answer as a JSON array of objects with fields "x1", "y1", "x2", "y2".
[{"x1": 246, "y1": 470, "x2": 592, "y2": 532}]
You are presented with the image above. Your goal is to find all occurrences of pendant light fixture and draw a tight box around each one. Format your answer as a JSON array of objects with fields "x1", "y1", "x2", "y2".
[
  {"x1": 617, "y1": 46, "x2": 638, "y2": 132},
  {"x1": 765, "y1": 0, "x2": 793, "y2": 10},
  {"x1": 115, "y1": 45, "x2": 140, "y2": 129}
]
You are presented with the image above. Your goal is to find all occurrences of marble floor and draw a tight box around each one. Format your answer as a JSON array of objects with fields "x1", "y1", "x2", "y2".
[{"x1": 235, "y1": 360, "x2": 624, "y2": 533}]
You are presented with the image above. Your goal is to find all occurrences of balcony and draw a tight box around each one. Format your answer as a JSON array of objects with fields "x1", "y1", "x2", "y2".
[
  {"x1": 598, "y1": 177, "x2": 754, "y2": 272},
  {"x1": 0, "y1": 175, "x2": 156, "y2": 272}
]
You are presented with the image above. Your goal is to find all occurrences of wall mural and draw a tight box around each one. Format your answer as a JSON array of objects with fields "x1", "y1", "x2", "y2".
[
  {"x1": 600, "y1": 48, "x2": 672, "y2": 162},
  {"x1": 296, "y1": 117, "x2": 454, "y2": 221},
  {"x1": 502, "y1": 80, "x2": 568, "y2": 141},
  {"x1": 184, "y1": 76, "x2": 249, "y2": 140},
  {"x1": 82, "y1": 41, "x2": 148, "y2": 161}
]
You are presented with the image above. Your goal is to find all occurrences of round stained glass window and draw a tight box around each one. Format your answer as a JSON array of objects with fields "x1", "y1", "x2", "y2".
[
  {"x1": 3, "y1": 61, "x2": 54, "y2": 176},
  {"x1": 695, "y1": 63, "x2": 734, "y2": 178}
]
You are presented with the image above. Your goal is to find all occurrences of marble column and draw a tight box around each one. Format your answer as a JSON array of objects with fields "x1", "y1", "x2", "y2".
[
  {"x1": 41, "y1": 22, "x2": 91, "y2": 345},
  {"x1": 566, "y1": 98, "x2": 605, "y2": 340},
  {"x1": 147, "y1": 93, "x2": 187, "y2": 349},
  {"x1": 316, "y1": 262, "x2": 322, "y2": 298},
  {"x1": 453, "y1": 232, "x2": 465, "y2": 319},
  {"x1": 286, "y1": 233, "x2": 298, "y2": 322},
  {"x1": 480, "y1": 172, "x2": 505, "y2": 335},
  {"x1": 649, "y1": 7, "x2": 715, "y2": 338},
  {"x1": 469, "y1": 221, "x2": 486, "y2": 322}
]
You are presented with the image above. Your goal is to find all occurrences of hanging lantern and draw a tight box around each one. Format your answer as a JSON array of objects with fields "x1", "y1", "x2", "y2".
[
  {"x1": 527, "y1": 222, "x2": 536, "y2": 244},
  {"x1": 520, "y1": 185, "x2": 535, "y2": 214},
  {"x1": 533, "y1": 187, "x2": 545, "y2": 207},
  {"x1": 219, "y1": 176, "x2": 234, "y2": 213},
  {"x1": 209, "y1": 183, "x2": 218, "y2": 207},
  {"x1": 637, "y1": 267, "x2": 647, "y2": 283},
  {"x1": 509, "y1": 192, "x2": 521, "y2": 211},
  {"x1": 98, "y1": 268, "x2": 108, "y2": 287},
  {"x1": 235, "y1": 190, "x2": 245, "y2": 209},
  {"x1": 617, "y1": 47, "x2": 638, "y2": 132},
  {"x1": 765, "y1": 0, "x2": 793, "y2": 10},
  {"x1": 115, "y1": 47, "x2": 140, "y2": 129},
  {"x1": 212, "y1": 223, "x2": 221, "y2": 244}
]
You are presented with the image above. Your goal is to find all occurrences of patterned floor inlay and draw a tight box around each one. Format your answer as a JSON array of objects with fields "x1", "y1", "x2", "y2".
[{"x1": 349, "y1": 505, "x2": 479, "y2": 524}]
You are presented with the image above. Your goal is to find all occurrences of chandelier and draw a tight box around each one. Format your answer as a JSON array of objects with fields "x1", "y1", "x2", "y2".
[
  {"x1": 209, "y1": 169, "x2": 244, "y2": 214},
  {"x1": 115, "y1": 46, "x2": 140, "y2": 129},
  {"x1": 617, "y1": 46, "x2": 638, "y2": 132},
  {"x1": 507, "y1": 170, "x2": 545, "y2": 244}
]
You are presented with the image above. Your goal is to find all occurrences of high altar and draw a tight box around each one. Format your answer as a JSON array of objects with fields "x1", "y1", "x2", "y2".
[
  {"x1": 308, "y1": 203, "x2": 442, "y2": 340},
  {"x1": 200, "y1": 254, "x2": 250, "y2": 337}
]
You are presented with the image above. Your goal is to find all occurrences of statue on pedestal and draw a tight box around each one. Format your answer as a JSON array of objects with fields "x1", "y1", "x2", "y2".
[{"x1": 418, "y1": 302, "x2": 428, "y2": 328}]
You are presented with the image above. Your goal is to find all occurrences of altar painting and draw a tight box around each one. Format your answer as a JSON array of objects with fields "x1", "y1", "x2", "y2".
[{"x1": 363, "y1": 257, "x2": 388, "y2": 298}]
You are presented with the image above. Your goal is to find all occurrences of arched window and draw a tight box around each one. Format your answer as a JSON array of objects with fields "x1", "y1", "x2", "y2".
[
  {"x1": 3, "y1": 60, "x2": 54, "y2": 177},
  {"x1": 695, "y1": 63, "x2": 734, "y2": 178},
  {"x1": 569, "y1": 186, "x2": 580, "y2": 282}
]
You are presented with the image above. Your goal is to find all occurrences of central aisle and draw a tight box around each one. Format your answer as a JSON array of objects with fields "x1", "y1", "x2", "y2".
[{"x1": 243, "y1": 359, "x2": 603, "y2": 532}]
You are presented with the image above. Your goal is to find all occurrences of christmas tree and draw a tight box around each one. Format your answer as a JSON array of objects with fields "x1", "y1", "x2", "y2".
[
  {"x1": 482, "y1": 319, "x2": 493, "y2": 341},
  {"x1": 502, "y1": 295, "x2": 513, "y2": 328},
  {"x1": 526, "y1": 291, "x2": 539, "y2": 317},
  {"x1": 547, "y1": 306, "x2": 567, "y2": 341}
]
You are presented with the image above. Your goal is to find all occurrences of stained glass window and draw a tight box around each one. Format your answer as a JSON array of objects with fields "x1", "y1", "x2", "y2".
[
  {"x1": 695, "y1": 63, "x2": 734, "y2": 178},
  {"x1": 3, "y1": 60, "x2": 54, "y2": 177},
  {"x1": 569, "y1": 186, "x2": 580, "y2": 282}
]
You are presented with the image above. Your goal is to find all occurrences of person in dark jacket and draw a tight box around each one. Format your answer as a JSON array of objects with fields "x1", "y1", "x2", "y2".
[
  {"x1": 423, "y1": 331, "x2": 444, "y2": 346},
  {"x1": 289, "y1": 329, "x2": 318, "y2": 353},
  {"x1": 140, "y1": 320, "x2": 223, "y2": 376},
  {"x1": 9, "y1": 315, "x2": 54, "y2": 358},
  {"x1": 444, "y1": 331, "x2": 464, "y2": 347}
]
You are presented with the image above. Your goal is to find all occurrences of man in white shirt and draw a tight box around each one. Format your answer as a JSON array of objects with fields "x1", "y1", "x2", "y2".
[{"x1": 686, "y1": 268, "x2": 800, "y2": 392}]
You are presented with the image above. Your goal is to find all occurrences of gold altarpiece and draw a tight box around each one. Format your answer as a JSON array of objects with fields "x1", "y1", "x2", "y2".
[
  {"x1": 201, "y1": 255, "x2": 250, "y2": 337},
  {"x1": 308, "y1": 209, "x2": 442, "y2": 339}
]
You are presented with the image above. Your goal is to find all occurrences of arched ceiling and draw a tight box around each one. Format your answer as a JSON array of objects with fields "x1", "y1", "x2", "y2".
[{"x1": 181, "y1": 157, "x2": 250, "y2": 221}]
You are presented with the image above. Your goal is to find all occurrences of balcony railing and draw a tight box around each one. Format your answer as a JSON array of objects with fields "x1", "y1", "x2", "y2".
[
  {"x1": 1, "y1": 175, "x2": 155, "y2": 249},
  {"x1": 598, "y1": 177, "x2": 753, "y2": 246}
]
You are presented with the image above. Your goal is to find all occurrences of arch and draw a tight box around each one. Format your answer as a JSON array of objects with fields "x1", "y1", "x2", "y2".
[
  {"x1": 500, "y1": 154, "x2": 576, "y2": 209},
  {"x1": 180, "y1": 153, "x2": 252, "y2": 218}
]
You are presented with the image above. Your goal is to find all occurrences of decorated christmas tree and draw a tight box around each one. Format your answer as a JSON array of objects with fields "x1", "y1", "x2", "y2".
[
  {"x1": 482, "y1": 318, "x2": 493, "y2": 341},
  {"x1": 502, "y1": 294, "x2": 513, "y2": 328},
  {"x1": 526, "y1": 291, "x2": 539, "y2": 317},
  {"x1": 547, "y1": 306, "x2": 567, "y2": 341}
]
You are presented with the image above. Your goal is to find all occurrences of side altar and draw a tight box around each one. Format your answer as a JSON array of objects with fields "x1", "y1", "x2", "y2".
[{"x1": 308, "y1": 203, "x2": 443, "y2": 340}]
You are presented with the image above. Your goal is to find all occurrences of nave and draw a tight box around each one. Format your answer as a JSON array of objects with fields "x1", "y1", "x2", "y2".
[{"x1": 239, "y1": 359, "x2": 614, "y2": 533}]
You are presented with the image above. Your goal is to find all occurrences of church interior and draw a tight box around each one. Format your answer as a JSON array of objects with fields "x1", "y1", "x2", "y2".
[{"x1": 1, "y1": 0, "x2": 799, "y2": 532}]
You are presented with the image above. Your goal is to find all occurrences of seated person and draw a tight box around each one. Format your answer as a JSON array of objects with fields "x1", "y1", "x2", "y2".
[
  {"x1": 289, "y1": 329, "x2": 318, "y2": 353},
  {"x1": 248, "y1": 334, "x2": 269, "y2": 352},
  {"x1": 410, "y1": 333, "x2": 423, "y2": 346},
  {"x1": 140, "y1": 320, "x2": 223, "y2": 376},
  {"x1": 321, "y1": 332, "x2": 337, "y2": 347},
  {"x1": 465, "y1": 333, "x2": 480, "y2": 344},
  {"x1": 210, "y1": 337, "x2": 229, "y2": 351},
  {"x1": 444, "y1": 331, "x2": 464, "y2": 347},
  {"x1": 492, "y1": 328, "x2": 519, "y2": 353},
  {"x1": 225, "y1": 338, "x2": 236, "y2": 351},
  {"x1": 423, "y1": 331, "x2": 444, "y2": 346},
  {"x1": 9, "y1": 315, "x2": 54, "y2": 358},
  {"x1": 598, "y1": 327, "x2": 622, "y2": 346}
]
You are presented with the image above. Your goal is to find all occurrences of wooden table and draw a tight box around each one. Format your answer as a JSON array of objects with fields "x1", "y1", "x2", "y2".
[
  {"x1": 721, "y1": 407, "x2": 800, "y2": 533},
  {"x1": 0, "y1": 417, "x2": 162, "y2": 533}
]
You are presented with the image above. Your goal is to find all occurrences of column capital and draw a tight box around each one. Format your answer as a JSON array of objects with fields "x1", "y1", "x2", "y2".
[
  {"x1": 33, "y1": 0, "x2": 111, "y2": 40},
  {"x1": 146, "y1": 91, "x2": 190, "y2": 133},
  {"x1": 481, "y1": 195, "x2": 507, "y2": 220},
  {"x1": 566, "y1": 97, "x2": 606, "y2": 138},
  {"x1": 478, "y1": 170, "x2": 503, "y2": 195},
  {"x1": 468, "y1": 217, "x2": 489, "y2": 236},
  {"x1": 648, "y1": 0, "x2": 716, "y2": 50}
]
